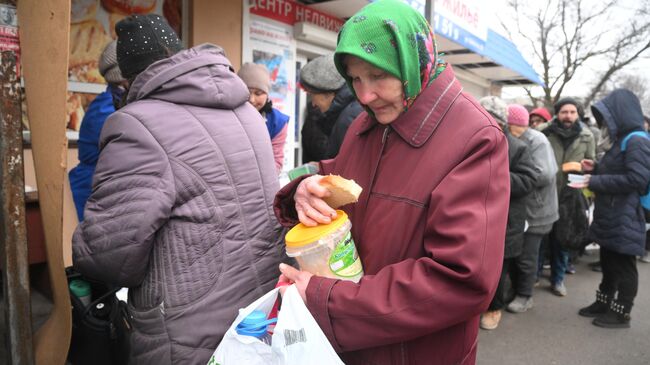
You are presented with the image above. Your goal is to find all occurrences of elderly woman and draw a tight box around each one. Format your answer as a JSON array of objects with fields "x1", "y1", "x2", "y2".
[
  {"x1": 73, "y1": 15, "x2": 286, "y2": 364},
  {"x1": 274, "y1": 0, "x2": 510, "y2": 363}
]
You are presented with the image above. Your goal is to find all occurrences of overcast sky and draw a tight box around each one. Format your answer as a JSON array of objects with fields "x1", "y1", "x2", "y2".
[{"x1": 484, "y1": 0, "x2": 650, "y2": 101}]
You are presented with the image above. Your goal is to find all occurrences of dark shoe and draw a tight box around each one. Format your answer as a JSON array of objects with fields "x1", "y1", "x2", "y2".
[
  {"x1": 579, "y1": 291, "x2": 610, "y2": 317},
  {"x1": 592, "y1": 300, "x2": 631, "y2": 329}
]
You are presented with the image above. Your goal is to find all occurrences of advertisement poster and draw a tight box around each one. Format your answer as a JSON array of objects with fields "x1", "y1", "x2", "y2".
[
  {"x1": 0, "y1": 3, "x2": 19, "y2": 76},
  {"x1": 247, "y1": 16, "x2": 296, "y2": 171},
  {"x1": 66, "y1": 0, "x2": 182, "y2": 130}
]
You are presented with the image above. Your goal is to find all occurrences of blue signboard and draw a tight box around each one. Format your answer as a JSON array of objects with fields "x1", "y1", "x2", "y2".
[{"x1": 434, "y1": 13, "x2": 486, "y2": 53}]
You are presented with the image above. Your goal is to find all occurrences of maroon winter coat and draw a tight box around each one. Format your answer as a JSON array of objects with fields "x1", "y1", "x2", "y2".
[{"x1": 275, "y1": 66, "x2": 509, "y2": 365}]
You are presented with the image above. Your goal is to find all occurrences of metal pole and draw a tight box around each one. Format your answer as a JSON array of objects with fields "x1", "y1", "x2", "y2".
[
  {"x1": 426, "y1": 0, "x2": 435, "y2": 26},
  {"x1": 0, "y1": 49, "x2": 35, "y2": 365}
]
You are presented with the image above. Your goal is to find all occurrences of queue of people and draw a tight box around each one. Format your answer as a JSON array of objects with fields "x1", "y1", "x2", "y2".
[{"x1": 68, "y1": 1, "x2": 649, "y2": 363}]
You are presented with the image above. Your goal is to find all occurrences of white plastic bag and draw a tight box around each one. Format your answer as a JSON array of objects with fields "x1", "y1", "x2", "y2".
[{"x1": 208, "y1": 285, "x2": 344, "y2": 365}]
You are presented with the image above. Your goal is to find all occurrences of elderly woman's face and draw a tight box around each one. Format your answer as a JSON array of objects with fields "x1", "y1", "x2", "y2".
[{"x1": 345, "y1": 56, "x2": 404, "y2": 125}]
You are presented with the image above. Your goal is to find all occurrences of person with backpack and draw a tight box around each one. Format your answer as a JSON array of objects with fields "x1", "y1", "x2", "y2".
[{"x1": 570, "y1": 89, "x2": 650, "y2": 328}]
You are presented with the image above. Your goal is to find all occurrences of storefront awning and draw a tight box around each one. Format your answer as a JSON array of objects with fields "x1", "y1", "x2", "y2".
[{"x1": 437, "y1": 29, "x2": 543, "y2": 86}]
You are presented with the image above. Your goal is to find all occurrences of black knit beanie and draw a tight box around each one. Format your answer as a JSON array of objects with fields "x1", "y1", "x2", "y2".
[
  {"x1": 554, "y1": 97, "x2": 585, "y2": 119},
  {"x1": 115, "y1": 14, "x2": 183, "y2": 80}
]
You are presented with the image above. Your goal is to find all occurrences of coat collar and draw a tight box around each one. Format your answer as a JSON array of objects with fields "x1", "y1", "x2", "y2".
[{"x1": 357, "y1": 65, "x2": 463, "y2": 147}]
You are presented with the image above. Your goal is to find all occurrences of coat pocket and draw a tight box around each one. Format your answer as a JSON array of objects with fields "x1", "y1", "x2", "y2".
[{"x1": 127, "y1": 302, "x2": 172, "y2": 364}]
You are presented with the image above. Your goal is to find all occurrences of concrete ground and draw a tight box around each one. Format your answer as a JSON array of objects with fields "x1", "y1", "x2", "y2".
[{"x1": 477, "y1": 250, "x2": 650, "y2": 365}]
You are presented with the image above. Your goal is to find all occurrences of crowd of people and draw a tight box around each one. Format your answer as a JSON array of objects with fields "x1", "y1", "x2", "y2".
[
  {"x1": 476, "y1": 93, "x2": 650, "y2": 331},
  {"x1": 67, "y1": 0, "x2": 649, "y2": 363}
]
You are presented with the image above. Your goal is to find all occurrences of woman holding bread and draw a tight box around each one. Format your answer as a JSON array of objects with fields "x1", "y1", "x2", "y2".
[{"x1": 274, "y1": 1, "x2": 510, "y2": 364}]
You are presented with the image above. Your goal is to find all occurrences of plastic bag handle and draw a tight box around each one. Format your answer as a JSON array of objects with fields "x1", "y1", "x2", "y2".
[
  {"x1": 267, "y1": 281, "x2": 289, "y2": 333},
  {"x1": 237, "y1": 317, "x2": 278, "y2": 331}
]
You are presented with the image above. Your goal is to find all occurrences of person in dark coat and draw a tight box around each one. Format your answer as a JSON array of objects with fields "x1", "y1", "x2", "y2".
[
  {"x1": 572, "y1": 89, "x2": 650, "y2": 328},
  {"x1": 478, "y1": 96, "x2": 539, "y2": 330},
  {"x1": 69, "y1": 40, "x2": 126, "y2": 221},
  {"x1": 299, "y1": 54, "x2": 363, "y2": 159},
  {"x1": 300, "y1": 104, "x2": 329, "y2": 163}
]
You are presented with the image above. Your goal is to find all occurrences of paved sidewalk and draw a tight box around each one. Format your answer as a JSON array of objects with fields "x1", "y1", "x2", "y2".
[{"x1": 477, "y1": 250, "x2": 650, "y2": 365}]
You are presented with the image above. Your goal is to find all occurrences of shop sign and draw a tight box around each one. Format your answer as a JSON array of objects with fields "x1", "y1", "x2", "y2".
[
  {"x1": 434, "y1": 0, "x2": 487, "y2": 52},
  {"x1": 249, "y1": 0, "x2": 344, "y2": 33}
]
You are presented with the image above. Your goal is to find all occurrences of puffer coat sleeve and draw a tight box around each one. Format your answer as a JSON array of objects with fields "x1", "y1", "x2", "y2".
[
  {"x1": 590, "y1": 137, "x2": 650, "y2": 194},
  {"x1": 72, "y1": 110, "x2": 176, "y2": 287},
  {"x1": 508, "y1": 135, "x2": 538, "y2": 199}
]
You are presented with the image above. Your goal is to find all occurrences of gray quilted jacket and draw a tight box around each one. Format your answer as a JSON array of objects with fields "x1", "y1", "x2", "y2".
[{"x1": 72, "y1": 44, "x2": 286, "y2": 364}]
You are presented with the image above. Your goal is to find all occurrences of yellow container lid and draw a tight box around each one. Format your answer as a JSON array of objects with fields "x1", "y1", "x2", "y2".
[{"x1": 285, "y1": 210, "x2": 349, "y2": 248}]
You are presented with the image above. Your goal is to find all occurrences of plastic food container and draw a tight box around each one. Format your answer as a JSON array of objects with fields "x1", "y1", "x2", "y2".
[{"x1": 285, "y1": 210, "x2": 364, "y2": 282}]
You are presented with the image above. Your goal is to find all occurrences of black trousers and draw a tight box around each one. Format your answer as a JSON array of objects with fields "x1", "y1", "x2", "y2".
[
  {"x1": 513, "y1": 232, "x2": 544, "y2": 297},
  {"x1": 488, "y1": 258, "x2": 514, "y2": 311},
  {"x1": 599, "y1": 247, "x2": 638, "y2": 308}
]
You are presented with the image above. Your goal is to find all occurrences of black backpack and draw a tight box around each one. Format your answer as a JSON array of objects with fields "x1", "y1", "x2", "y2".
[
  {"x1": 553, "y1": 184, "x2": 590, "y2": 250},
  {"x1": 67, "y1": 269, "x2": 131, "y2": 365}
]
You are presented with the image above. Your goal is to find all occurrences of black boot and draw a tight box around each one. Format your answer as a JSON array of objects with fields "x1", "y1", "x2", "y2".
[
  {"x1": 578, "y1": 290, "x2": 610, "y2": 317},
  {"x1": 592, "y1": 300, "x2": 631, "y2": 329}
]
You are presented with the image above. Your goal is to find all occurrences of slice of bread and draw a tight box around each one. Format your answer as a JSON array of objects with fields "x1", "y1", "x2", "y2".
[
  {"x1": 562, "y1": 162, "x2": 582, "y2": 173},
  {"x1": 319, "y1": 175, "x2": 363, "y2": 209}
]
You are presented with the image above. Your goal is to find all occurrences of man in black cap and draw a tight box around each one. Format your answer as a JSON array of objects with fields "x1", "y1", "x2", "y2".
[{"x1": 541, "y1": 97, "x2": 595, "y2": 297}]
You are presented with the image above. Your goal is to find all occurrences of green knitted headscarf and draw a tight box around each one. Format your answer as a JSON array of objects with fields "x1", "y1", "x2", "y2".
[{"x1": 334, "y1": 0, "x2": 445, "y2": 111}]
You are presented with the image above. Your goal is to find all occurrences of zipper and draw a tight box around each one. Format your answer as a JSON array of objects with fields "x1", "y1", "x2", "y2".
[
  {"x1": 160, "y1": 301, "x2": 166, "y2": 316},
  {"x1": 364, "y1": 126, "x2": 391, "y2": 212},
  {"x1": 382, "y1": 125, "x2": 391, "y2": 144}
]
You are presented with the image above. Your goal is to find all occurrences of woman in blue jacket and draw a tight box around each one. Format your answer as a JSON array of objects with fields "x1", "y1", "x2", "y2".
[{"x1": 69, "y1": 41, "x2": 126, "y2": 221}]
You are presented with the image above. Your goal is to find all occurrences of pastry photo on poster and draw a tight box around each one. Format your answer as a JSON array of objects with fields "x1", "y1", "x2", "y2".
[{"x1": 66, "y1": 0, "x2": 182, "y2": 130}]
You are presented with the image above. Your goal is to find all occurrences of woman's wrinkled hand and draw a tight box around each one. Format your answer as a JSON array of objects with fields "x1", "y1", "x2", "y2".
[
  {"x1": 294, "y1": 174, "x2": 337, "y2": 226},
  {"x1": 278, "y1": 263, "x2": 313, "y2": 301}
]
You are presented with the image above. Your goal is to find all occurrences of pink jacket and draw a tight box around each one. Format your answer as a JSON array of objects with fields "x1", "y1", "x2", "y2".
[{"x1": 271, "y1": 123, "x2": 288, "y2": 172}]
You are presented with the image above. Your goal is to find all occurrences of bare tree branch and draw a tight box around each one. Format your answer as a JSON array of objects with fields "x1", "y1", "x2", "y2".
[{"x1": 501, "y1": 0, "x2": 650, "y2": 108}]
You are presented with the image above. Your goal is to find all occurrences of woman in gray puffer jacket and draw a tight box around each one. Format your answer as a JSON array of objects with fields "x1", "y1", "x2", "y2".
[{"x1": 72, "y1": 15, "x2": 286, "y2": 364}]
